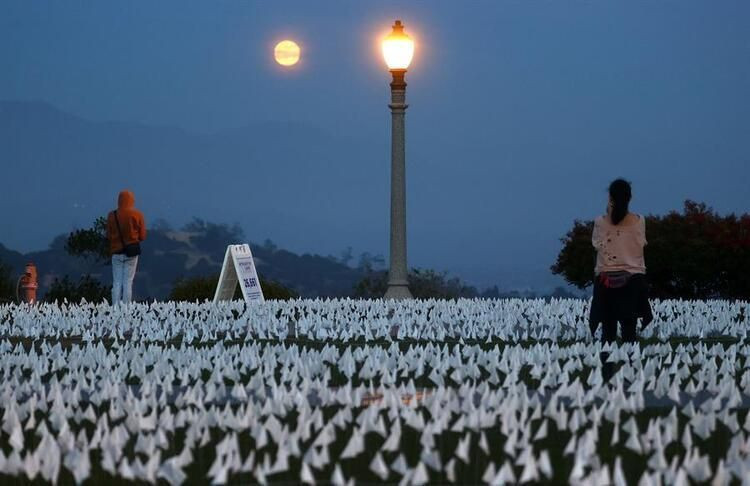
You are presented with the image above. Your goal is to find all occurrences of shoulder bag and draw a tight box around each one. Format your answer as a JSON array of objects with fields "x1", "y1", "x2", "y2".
[{"x1": 113, "y1": 210, "x2": 141, "y2": 257}]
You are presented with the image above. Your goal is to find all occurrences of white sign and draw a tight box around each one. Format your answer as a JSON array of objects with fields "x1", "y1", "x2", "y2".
[{"x1": 213, "y1": 244, "x2": 265, "y2": 303}]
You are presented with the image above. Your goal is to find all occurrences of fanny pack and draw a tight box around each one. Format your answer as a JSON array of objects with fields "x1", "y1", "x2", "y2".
[{"x1": 599, "y1": 271, "x2": 632, "y2": 289}]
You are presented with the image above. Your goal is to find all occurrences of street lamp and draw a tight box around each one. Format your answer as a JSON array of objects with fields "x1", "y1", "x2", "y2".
[{"x1": 382, "y1": 20, "x2": 414, "y2": 299}]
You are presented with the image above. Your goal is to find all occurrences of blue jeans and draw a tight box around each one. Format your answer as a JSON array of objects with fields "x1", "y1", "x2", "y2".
[{"x1": 111, "y1": 254, "x2": 139, "y2": 304}]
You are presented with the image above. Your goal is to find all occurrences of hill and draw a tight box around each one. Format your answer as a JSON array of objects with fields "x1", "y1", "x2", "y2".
[
  {"x1": 0, "y1": 100, "x2": 386, "y2": 260},
  {"x1": 0, "y1": 220, "x2": 366, "y2": 300}
]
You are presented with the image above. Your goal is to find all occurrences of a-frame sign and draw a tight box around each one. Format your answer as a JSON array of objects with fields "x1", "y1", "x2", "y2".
[{"x1": 213, "y1": 244, "x2": 265, "y2": 303}]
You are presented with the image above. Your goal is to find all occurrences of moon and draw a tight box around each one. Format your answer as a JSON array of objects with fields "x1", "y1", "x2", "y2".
[{"x1": 274, "y1": 40, "x2": 300, "y2": 66}]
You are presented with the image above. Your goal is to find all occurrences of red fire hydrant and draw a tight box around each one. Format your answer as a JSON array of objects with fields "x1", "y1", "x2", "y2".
[{"x1": 19, "y1": 262, "x2": 38, "y2": 304}]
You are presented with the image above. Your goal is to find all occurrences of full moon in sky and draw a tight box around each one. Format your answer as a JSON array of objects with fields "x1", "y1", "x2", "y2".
[{"x1": 274, "y1": 40, "x2": 300, "y2": 66}]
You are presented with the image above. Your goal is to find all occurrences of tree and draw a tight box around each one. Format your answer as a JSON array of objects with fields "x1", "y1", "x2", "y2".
[
  {"x1": 551, "y1": 201, "x2": 750, "y2": 300},
  {"x1": 55, "y1": 216, "x2": 112, "y2": 302},
  {"x1": 357, "y1": 252, "x2": 386, "y2": 272},
  {"x1": 339, "y1": 247, "x2": 354, "y2": 267},
  {"x1": 45, "y1": 275, "x2": 111, "y2": 303},
  {"x1": 354, "y1": 268, "x2": 478, "y2": 299},
  {"x1": 151, "y1": 218, "x2": 173, "y2": 232},
  {"x1": 66, "y1": 216, "x2": 109, "y2": 262},
  {"x1": 262, "y1": 239, "x2": 278, "y2": 253},
  {"x1": 170, "y1": 275, "x2": 298, "y2": 301},
  {"x1": 549, "y1": 286, "x2": 579, "y2": 299},
  {"x1": 479, "y1": 285, "x2": 501, "y2": 299},
  {"x1": 550, "y1": 220, "x2": 596, "y2": 289},
  {"x1": 182, "y1": 219, "x2": 245, "y2": 254}
]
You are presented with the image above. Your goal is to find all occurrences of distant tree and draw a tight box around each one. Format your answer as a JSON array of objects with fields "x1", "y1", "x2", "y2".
[
  {"x1": 551, "y1": 201, "x2": 750, "y2": 300},
  {"x1": 182, "y1": 218, "x2": 244, "y2": 238},
  {"x1": 548, "y1": 286, "x2": 579, "y2": 299},
  {"x1": 57, "y1": 216, "x2": 114, "y2": 302},
  {"x1": 352, "y1": 270, "x2": 387, "y2": 299},
  {"x1": 262, "y1": 239, "x2": 278, "y2": 252},
  {"x1": 479, "y1": 285, "x2": 501, "y2": 299},
  {"x1": 494, "y1": 289, "x2": 538, "y2": 299},
  {"x1": 339, "y1": 247, "x2": 354, "y2": 267},
  {"x1": 182, "y1": 219, "x2": 245, "y2": 252},
  {"x1": 182, "y1": 218, "x2": 208, "y2": 232},
  {"x1": 0, "y1": 261, "x2": 15, "y2": 303},
  {"x1": 151, "y1": 218, "x2": 173, "y2": 232},
  {"x1": 170, "y1": 275, "x2": 226, "y2": 301},
  {"x1": 170, "y1": 274, "x2": 298, "y2": 301},
  {"x1": 66, "y1": 216, "x2": 109, "y2": 262},
  {"x1": 354, "y1": 268, "x2": 478, "y2": 299},
  {"x1": 45, "y1": 275, "x2": 111, "y2": 303},
  {"x1": 357, "y1": 252, "x2": 386, "y2": 272}
]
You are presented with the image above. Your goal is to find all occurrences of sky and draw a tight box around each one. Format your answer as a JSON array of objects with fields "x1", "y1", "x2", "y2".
[{"x1": 1, "y1": 1, "x2": 749, "y2": 291}]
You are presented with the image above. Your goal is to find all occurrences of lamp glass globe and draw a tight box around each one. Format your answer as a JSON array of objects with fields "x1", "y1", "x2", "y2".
[{"x1": 382, "y1": 21, "x2": 414, "y2": 70}]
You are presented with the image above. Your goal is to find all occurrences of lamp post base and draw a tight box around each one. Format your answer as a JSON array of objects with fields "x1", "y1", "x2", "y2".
[{"x1": 384, "y1": 283, "x2": 412, "y2": 300}]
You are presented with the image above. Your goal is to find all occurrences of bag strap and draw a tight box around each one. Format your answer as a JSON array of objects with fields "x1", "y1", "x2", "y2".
[{"x1": 113, "y1": 210, "x2": 127, "y2": 249}]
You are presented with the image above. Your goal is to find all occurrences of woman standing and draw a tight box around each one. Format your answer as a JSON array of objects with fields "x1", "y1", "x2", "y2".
[
  {"x1": 589, "y1": 179, "x2": 652, "y2": 379},
  {"x1": 107, "y1": 190, "x2": 146, "y2": 304}
]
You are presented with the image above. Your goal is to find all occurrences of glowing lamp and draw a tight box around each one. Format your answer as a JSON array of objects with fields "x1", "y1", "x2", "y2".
[
  {"x1": 381, "y1": 19, "x2": 414, "y2": 299},
  {"x1": 382, "y1": 20, "x2": 414, "y2": 71}
]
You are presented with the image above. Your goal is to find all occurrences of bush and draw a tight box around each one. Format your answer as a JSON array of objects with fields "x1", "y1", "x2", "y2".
[
  {"x1": 550, "y1": 220, "x2": 596, "y2": 289},
  {"x1": 354, "y1": 268, "x2": 478, "y2": 299},
  {"x1": 551, "y1": 201, "x2": 750, "y2": 300},
  {"x1": 66, "y1": 216, "x2": 110, "y2": 262},
  {"x1": 45, "y1": 275, "x2": 111, "y2": 303},
  {"x1": 169, "y1": 275, "x2": 298, "y2": 302}
]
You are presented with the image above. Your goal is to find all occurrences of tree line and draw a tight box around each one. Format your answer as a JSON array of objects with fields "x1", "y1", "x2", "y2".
[
  {"x1": 552, "y1": 201, "x2": 750, "y2": 300},
  {"x1": 2, "y1": 201, "x2": 747, "y2": 303}
]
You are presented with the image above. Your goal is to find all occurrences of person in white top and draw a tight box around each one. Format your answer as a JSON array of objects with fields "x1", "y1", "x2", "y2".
[
  {"x1": 589, "y1": 179, "x2": 653, "y2": 381},
  {"x1": 592, "y1": 211, "x2": 646, "y2": 275}
]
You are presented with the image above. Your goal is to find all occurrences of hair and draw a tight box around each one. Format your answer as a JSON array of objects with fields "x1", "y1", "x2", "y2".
[{"x1": 608, "y1": 178, "x2": 632, "y2": 225}]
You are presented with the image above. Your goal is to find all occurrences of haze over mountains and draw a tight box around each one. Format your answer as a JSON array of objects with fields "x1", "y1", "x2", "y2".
[
  {"x1": 0, "y1": 100, "x2": 538, "y2": 292},
  {"x1": 1, "y1": 100, "x2": 747, "y2": 293},
  {"x1": 0, "y1": 99, "x2": 384, "y2": 257}
]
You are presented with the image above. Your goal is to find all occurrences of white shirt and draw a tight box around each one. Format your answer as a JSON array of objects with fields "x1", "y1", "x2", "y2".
[{"x1": 592, "y1": 213, "x2": 647, "y2": 275}]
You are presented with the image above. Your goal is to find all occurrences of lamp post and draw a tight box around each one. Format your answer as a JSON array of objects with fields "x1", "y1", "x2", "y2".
[{"x1": 382, "y1": 20, "x2": 414, "y2": 299}]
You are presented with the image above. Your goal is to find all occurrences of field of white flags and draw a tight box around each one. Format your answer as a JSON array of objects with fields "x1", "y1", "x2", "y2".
[{"x1": 1, "y1": 298, "x2": 749, "y2": 484}]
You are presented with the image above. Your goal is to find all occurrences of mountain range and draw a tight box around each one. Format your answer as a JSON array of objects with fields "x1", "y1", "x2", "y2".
[
  {"x1": 0, "y1": 220, "x2": 366, "y2": 300},
  {"x1": 0, "y1": 99, "x2": 388, "y2": 263},
  {"x1": 0, "y1": 99, "x2": 574, "y2": 292}
]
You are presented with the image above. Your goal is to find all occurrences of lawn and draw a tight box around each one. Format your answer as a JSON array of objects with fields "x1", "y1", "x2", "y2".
[{"x1": 0, "y1": 298, "x2": 748, "y2": 484}]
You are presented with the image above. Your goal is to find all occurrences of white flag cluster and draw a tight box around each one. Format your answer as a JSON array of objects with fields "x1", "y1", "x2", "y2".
[
  {"x1": 0, "y1": 298, "x2": 747, "y2": 484},
  {"x1": 1, "y1": 298, "x2": 747, "y2": 343}
]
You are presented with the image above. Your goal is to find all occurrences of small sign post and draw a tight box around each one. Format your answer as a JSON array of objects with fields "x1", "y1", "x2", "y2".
[{"x1": 213, "y1": 244, "x2": 265, "y2": 303}]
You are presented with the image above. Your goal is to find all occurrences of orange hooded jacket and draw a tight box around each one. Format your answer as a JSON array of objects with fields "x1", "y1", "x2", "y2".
[{"x1": 107, "y1": 190, "x2": 146, "y2": 255}]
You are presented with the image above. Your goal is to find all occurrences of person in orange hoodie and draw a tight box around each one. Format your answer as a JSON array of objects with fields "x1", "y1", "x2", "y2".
[{"x1": 106, "y1": 190, "x2": 146, "y2": 304}]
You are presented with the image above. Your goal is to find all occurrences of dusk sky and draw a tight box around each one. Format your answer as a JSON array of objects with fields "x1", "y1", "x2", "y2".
[{"x1": 2, "y1": 1, "x2": 749, "y2": 291}]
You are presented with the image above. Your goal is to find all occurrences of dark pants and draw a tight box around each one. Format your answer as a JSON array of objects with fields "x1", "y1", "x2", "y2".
[
  {"x1": 602, "y1": 317, "x2": 638, "y2": 343},
  {"x1": 593, "y1": 277, "x2": 642, "y2": 382}
]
